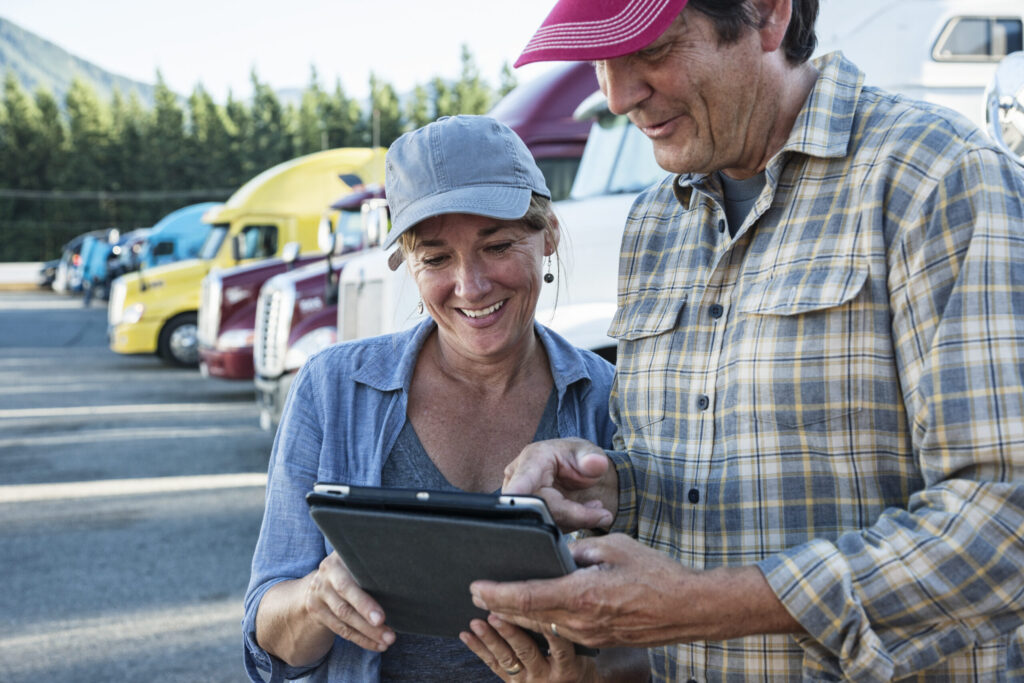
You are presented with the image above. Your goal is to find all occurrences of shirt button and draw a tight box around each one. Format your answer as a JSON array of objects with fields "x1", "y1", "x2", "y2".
[
  {"x1": 688, "y1": 488, "x2": 700, "y2": 504},
  {"x1": 709, "y1": 304, "x2": 723, "y2": 319},
  {"x1": 697, "y1": 394, "x2": 709, "y2": 410}
]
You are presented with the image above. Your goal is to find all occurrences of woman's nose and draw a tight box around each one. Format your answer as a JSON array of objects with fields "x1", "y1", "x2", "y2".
[{"x1": 453, "y1": 258, "x2": 491, "y2": 300}]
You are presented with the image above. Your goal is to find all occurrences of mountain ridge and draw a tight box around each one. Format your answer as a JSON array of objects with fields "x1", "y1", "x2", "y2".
[{"x1": 0, "y1": 16, "x2": 157, "y2": 106}]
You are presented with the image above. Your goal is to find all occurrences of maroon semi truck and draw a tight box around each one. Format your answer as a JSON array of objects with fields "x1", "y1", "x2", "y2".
[
  {"x1": 252, "y1": 61, "x2": 599, "y2": 429},
  {"x1": 196, "y1": 250, "x2": 324, "y2": 379}
]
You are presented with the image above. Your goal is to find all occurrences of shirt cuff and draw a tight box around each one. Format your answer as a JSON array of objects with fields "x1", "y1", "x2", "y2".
[
  {"x1": 242, "y1": 580, "x2": 325, "y2": 682},
  {"x1": 606, "y1": 450, "x2": 638, "y2": 537},
  {"x1": 757, "y1": 539, "x2": 895, "y2": 682}
]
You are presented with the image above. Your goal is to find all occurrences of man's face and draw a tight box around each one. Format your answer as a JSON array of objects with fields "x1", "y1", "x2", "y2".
[{"x1": 594, "y1": 8, "x2": 766, "y2": 176}]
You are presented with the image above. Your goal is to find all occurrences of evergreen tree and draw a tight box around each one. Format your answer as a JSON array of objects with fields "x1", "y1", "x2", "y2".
[
  {"x1": 0, "y1": 73, "x2": 43, "y2": 190},
  {"x1": 498, "y1": 62, "x2": 518, "y2": 99},
  {"x1": 32, "y1": 89, "x2": 68, "y2": 189},
  {"x1": 148, "y1": 73, "x2": 188, "y2": 191},
  {"x1": 430, "y1": 76, "x2": 456, "y2": 120},
  {"x1": 404, "y1": 84, "x2": 432, "y2": 131},
  {"x1": 296, "y1": 67, "x2": 330, "y2": 154},
  {"x1": 186, "y1": 85, "x2": 239, "y2": 192},
  {"x1": 366, "y1": 73, "x2": 402, "y2": 148},
  {"x1": 64, "y1": 77, "x2": 112, "y2": 191},
  {"x1": 225, "y1": 91, "x2": 256, "y2": 181},
  {"x1": 248, "y1": 70, "x2": 293, "y2": 172},
  {"x1": 324, "y1": 79, "x2": 362, "y2": 148},
  {"x1": 453, "y1": 45, "x2": 492, "y2": 115},
  {"x1": 109, "y1": 90, "x2": 147, "y2": 192}
]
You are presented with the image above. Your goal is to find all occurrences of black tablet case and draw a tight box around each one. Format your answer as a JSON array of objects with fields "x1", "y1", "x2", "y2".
[{"x1": 307, "y1": 489, "x2": 575, "y2": 638}]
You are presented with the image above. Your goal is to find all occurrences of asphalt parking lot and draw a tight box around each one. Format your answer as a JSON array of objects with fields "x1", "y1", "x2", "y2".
[{"x1": 0, "y1": 289, "x2": 275, "y2": 682}]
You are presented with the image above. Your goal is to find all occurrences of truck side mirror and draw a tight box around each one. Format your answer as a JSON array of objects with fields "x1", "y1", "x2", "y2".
[
  {"x1": 986, "y1": 52, "x2": 1024, "y2": 166},
  {"x1": 282, "y1": 241, "x2": 302, "y2": 267},
  {"x1": 317, "y1": 214, "x2": 337, "y2": 255},
  {"x1": 361, "y1": 200, "x2": 390, "y2": 248},
  {"x1": 231, "y1": 234, "x2": 242, "y2": 263}
]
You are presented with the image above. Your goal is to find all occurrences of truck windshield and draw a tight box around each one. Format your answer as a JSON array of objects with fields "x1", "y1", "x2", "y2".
[
  {"x1": 198, "y1": 225, "x2": 229, "y2": 260},
  {"x1": 336, "y1": 210, "x2": 364, "y2": 251},
  {"x1": 570, "y1": 114, "x2": 664, "y2": 200}
]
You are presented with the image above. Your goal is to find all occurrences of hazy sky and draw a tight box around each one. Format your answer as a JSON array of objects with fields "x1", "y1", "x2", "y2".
[{"x1": 1, "y1": 0, "x2": 562, "y2": 100}]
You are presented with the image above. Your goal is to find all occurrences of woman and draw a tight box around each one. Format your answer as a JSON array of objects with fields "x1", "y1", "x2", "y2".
[{"x1": 243, "y1": 116, "x2": 633, "y2": 682}]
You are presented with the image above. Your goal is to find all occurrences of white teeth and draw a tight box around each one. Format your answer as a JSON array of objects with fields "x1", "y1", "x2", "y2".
[{"x1": 460, "y1": 301, "x2": 503, "y2": 318}]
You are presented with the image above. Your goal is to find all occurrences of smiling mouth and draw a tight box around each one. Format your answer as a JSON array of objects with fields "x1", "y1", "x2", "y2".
[{"x1": 459, "y1": 301, "x2": 504, "y2": 318}]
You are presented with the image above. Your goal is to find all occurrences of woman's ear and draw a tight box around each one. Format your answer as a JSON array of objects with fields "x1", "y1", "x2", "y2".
[{"x1": 544, "y1": 215, "x2": 560, "y2": 257}]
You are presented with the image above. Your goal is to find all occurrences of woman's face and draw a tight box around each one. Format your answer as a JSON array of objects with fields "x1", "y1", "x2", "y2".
[{"x1": 407, "y1": 213, "x2": 554, "y2": 364}]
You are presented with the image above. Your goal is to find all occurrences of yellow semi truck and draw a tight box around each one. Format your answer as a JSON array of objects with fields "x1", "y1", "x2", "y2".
[{"x1": 107, "y1": 147, "x2": 386, "y2": 367}]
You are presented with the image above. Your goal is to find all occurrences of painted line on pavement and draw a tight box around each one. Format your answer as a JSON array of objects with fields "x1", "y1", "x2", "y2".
[
  {"x1": 0, "y1": 403, "x2": 253, "y2": 419},
  {"x1": 0, "y1": 472, "x2": 267, "y2": 503}
]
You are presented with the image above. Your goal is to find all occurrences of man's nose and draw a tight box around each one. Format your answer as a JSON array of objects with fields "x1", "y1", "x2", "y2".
[{"x1": 597, "y1": 58, "x2": 650, "y2": 116}]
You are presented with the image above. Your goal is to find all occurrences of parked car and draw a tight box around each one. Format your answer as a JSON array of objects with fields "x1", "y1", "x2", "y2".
[
  {"x1": 37, "y1": 259, "x2": 59, "y2": 289},
  {"x1": 52, "y1": 229, "x2": 107, "y2": 294}
]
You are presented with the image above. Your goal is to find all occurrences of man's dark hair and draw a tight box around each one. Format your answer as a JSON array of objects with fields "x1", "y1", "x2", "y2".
[{"x1": 688, "y1": 0, "x2": 819, "y2": 63}]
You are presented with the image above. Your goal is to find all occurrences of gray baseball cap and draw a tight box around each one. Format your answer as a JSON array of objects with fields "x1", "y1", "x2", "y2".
[{"x1": 382, "y1": 115, "x2": 550, "y2": 250}]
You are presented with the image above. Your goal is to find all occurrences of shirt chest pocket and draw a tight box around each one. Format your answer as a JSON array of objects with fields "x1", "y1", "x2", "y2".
[
  {"x1": 608, "y1": 292, "x2": 687, "y2": 432},
  {"x1": 735, "y1": 264, "x2": 872, "y2": 429}
]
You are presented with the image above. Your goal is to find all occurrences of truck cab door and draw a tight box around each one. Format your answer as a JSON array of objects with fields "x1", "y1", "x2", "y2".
[{"x1": 232, "y1": 224, "x2": 279, "y2": 263}]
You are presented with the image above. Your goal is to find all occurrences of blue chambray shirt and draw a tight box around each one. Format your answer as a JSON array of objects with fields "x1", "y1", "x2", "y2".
[
  {"x1": 243, "y1": 318, "x2": 615, "y2": 682},
  {"x1": 606, "y1": 52, "x2": 1024, "y2": 681}
]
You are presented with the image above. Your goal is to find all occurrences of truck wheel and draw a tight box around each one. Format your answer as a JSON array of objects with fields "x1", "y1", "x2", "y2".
[{"x1": 158, "y1": 313, "x2": 200, "y2": 368}]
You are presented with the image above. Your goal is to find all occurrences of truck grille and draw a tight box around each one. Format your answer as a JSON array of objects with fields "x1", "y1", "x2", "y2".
[
  {"x1": 254, "y1": 276, "x2": 296, "y2": 376},
  {"x1": 197, "y1": 274, "x2": 222, "y2": 348},
  {"x1": 340, "y1": 279, "x2": 383, "y2": 341}
]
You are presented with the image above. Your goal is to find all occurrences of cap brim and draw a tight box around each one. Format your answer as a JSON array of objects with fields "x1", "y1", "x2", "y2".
[{"x1": 381, "y1": 185, "x2": 534, "y2": 250}]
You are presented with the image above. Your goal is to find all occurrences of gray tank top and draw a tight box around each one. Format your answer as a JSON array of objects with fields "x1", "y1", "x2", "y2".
[{"x1": 378, "y1": 388, "x2": 559, "y2": 681}]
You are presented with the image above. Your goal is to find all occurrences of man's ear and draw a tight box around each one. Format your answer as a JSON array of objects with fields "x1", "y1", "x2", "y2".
[{"x1": 756, "y1": 0, "x2": 792, "y2": 53}]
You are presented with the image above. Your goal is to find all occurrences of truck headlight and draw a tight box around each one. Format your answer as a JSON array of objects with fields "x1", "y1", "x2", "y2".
[
  {"x1": 123, "y1": 303, "x2": 145, "y2": 324},
  {"x1": 216, "y1": 328, "x2": 255, "y2": 351},
  {"x1": 284, "y1": 327, "x2": 337, "y2": 370}
]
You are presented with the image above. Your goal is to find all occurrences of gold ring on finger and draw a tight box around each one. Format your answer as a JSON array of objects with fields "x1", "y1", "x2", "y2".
[
  {"x1": 504, "y1": 662, "x2": 523, "y2": 675},
  {"x1": 550, "y1": 622, "x2": 560, "y2": 638}
]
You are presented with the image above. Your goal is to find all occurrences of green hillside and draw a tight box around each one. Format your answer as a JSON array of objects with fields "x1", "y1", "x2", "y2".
[{"x1": 0, "y1": 16, "x2": 156, "y2": 105}]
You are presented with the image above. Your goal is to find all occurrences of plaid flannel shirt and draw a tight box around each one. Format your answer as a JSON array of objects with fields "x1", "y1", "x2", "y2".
[{"x1": 606, "y1": 52, "x2": 1024, "y2": 682}]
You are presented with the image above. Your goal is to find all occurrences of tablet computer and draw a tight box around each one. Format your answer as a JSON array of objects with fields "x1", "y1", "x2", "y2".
[{"x1": 306, "y1": 484, "x2": 578, "y2": 642}]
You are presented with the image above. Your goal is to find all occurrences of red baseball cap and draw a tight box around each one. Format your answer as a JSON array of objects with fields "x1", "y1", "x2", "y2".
[{"x1": 515, "y1": 0, "x2": 689, "y2": 68}]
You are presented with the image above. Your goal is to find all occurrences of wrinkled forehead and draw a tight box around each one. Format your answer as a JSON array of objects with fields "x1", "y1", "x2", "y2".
[{"x1": 410, "y1": 215, "x2": 531, "y2": 246}]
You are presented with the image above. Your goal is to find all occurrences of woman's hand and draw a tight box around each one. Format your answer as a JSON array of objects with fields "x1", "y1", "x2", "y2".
[
  {"x1": 303, "y1": 551, "x2": 396, "y2": 652},
  {"x1": 461, "y1": 615, "x2": 597, "y2": 682}
]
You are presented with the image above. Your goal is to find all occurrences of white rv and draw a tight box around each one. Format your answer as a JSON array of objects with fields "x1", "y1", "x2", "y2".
[{"x1": 815, "y1": 0, "x2": 1024, "y2": 128}]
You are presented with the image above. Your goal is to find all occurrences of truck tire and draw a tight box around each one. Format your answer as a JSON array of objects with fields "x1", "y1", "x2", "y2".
[{"x1": 158, "y1": 313, "x2": 200, "y2": 368}]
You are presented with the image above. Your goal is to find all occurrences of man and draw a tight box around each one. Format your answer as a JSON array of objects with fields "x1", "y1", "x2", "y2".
[{"x1": 469, "y1": 0, "x2": 1024, "y2": 680}]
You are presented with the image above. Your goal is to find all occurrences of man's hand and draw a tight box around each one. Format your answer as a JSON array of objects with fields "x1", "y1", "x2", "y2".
[
  {"x1": 470, "y1": 534, "x2": 802, "y2": 649},
  {"x1": 502, "y1": 437, "x2": 618, "y2": 531}
]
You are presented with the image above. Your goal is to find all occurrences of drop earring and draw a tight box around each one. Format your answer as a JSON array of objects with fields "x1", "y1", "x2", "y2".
[
  {"x1": 416, "y1": 299, "x2": 424, "y2": 314},
  {"x1": 543, "y1": 256, "x2": 554, "y2": 284}
]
